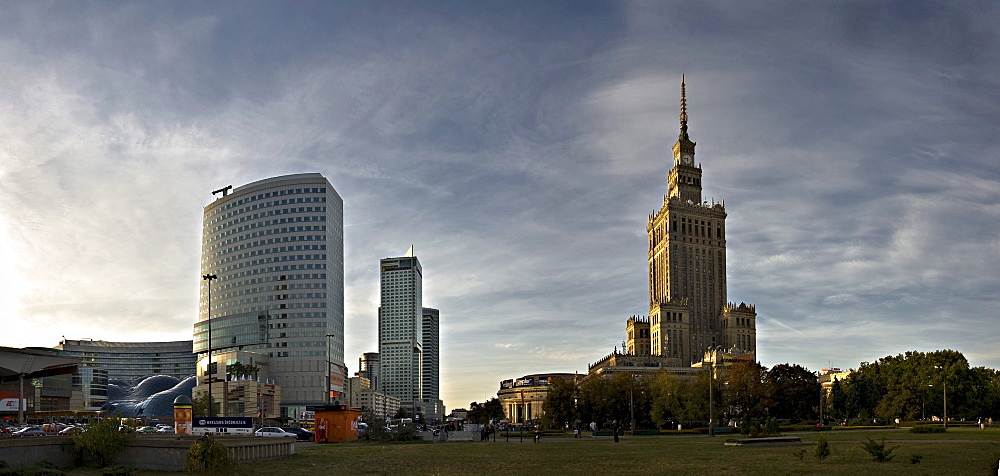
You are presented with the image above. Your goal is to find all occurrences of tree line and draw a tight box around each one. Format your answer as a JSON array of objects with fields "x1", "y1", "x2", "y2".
[{"x1": 541, "y1": 350, "x2": 1000, "y2": 430}]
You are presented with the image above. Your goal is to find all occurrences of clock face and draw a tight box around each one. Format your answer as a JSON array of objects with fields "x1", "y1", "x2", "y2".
[{"x1": 682, "y1": 154, "x2": 692, "y2": 164}]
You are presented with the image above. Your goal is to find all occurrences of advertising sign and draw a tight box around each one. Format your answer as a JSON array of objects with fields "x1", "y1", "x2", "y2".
[
  {"x1": 0, "y1": 398, "x2": 26, "y2": 412},
  {"x1": 192, "y1": 417, "x2": 254, "y2": 436},
  {"x1": 514, "y1": 377, "x2": 535, "y2": 387},
  {"x1": 500, "y1": 379, "x2": 514, "y2": 389}
]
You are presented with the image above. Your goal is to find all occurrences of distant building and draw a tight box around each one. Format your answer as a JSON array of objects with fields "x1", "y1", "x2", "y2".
[
  {"x1": 418, "y1": 307, "x2": 444, "y2": 421},
  {"x1": 496, "y1": 373, "x2": 576, "y2": 424},
  {"x1": 357, "y1": 352, "x2": 380, "y2": 392},
  {"x1": 197, "y1": 173, "x2": 345, "y2": 420},
  {"x1": 378, "y1": 249, "x2": 422, "y2": 409},
  {"x1": 614, "y1": 77, "x2": 757, "y2": 366},
  {"x1": 344, "y1": 377, "x2": 400, "y2": 420},
  {"x1": 55, "y1": 339, "x2": 195, "y2": 382}
]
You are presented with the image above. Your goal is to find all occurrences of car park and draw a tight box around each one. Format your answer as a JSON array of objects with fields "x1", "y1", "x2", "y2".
[{"x1": 254, "y1": 427, "x2": 297, "y2": 438}]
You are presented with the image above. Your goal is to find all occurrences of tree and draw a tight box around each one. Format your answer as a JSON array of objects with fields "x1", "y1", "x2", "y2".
[
  {"x1": 542, "y1": 376, "x2": 578, "y2": 429},
  {"x1": 226, "y1": 361, "x2": 261, "y2": 379},
  {"x1": 768, "y1": 363, "x2": 820, "y2": 422},
  {"x1": 725, "y1": 361, "x2": 774, "y2": 428},
  {"x1": 192, "y1": 392, "x2": 216, "y2": 418},
  {"x1": 70, "y1": 416, "x2": 135, "y2": 467}
]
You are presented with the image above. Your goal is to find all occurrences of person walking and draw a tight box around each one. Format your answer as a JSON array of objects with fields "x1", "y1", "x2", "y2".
[
  {"x1": 590, "y1": 420, "x2": 597, "y2": 437},
  {"x1": 573, "y1": 419, "x2": 581, "y2": 438},
  {"x1": 612, "y1": 419, "x2": 622, "y2": 443}
]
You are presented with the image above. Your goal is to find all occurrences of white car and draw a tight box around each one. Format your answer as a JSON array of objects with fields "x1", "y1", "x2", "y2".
[{"x1": 254, "y1": 427, "x2": 297, "y2": 438}]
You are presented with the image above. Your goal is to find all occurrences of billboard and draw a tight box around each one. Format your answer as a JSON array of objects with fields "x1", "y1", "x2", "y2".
[
  {"x1": 500, "y1": 379, "x2": 514, "y2": 389},
  {"x1": 192, "y1": 417, "x2": 254, "y2": 436}
]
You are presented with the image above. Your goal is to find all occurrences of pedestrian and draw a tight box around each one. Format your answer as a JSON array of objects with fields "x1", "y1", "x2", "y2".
[
  {"x1": 612, "y1": 419, "x2": 621, "y2": 443},
  {"x1": 574, "y1": 419, "x2": 581, "y2": 438},
  {"x1": 590, "y1": 420, "x2": 597, "y2": 437}
]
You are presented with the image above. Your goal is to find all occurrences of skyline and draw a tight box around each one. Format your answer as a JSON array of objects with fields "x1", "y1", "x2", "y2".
[{"x1": 1, "y1": 2, "x2": 998, "y2": 411}]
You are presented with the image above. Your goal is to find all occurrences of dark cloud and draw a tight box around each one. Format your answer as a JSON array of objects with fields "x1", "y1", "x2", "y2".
[{"x1": 1, "y1": 1, "x2": 997, "y2": 408}]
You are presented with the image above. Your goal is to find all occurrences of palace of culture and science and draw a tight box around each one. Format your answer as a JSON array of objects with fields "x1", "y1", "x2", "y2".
[{"x1": 592, "y1": 77, "x2": 757, "y2": 374}]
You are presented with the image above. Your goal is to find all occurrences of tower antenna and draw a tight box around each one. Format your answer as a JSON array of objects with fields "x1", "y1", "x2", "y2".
[{"x1": 679, "y1": 74, "x2": 689, "y2": 140}]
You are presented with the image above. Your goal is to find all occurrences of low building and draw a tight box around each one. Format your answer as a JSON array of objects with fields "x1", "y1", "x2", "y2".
[
  {"x1": 496, "y1": 373, "x2": 575, "y2": 424},
  {"x1": 192, "y1": 350, "x2": 281, "y2": 423},
  {"x1": 55, "y1": 339, "x2": 195, "y2": 382}
]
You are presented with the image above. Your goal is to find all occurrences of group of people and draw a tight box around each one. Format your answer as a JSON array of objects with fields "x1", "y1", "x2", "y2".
[{"x1": 569, "y1": 419, "x2": 623, "y2": 442}]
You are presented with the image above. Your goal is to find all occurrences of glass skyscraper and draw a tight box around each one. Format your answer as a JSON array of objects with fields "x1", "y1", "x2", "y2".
[{"x1": 196, "y1": 173, "x2": 344, "y2": 416}]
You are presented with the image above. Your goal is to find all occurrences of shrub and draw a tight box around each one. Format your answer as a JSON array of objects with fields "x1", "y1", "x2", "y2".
[
  {"x1": 70, "y1": 417, "x2": 135, "y2": 467},
  {"x1": 909, "y1": 425, "x2": 946, "y2": 433},
  {"x1": 861, "y1": 438, "x2": 898, "y2": 463},
  {"x1": 910, "y1": 454, "x2": 923, "y2": 464},
  {"x1": 184, "y1": 435, "x2": 234, "y2": 474},
  {"x1": 814, "y1": 436, "x2": 830, "y2": 461}
]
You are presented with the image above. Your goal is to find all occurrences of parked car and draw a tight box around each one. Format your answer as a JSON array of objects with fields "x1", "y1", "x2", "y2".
[
  {"x1": 281, "y1": 427, "x2": 314, "y2": 441},
  {"x1": 254, "y1": 427, "x2": 297, "y2": 438},
  {"x1": 58, "y1": 426, "x2": 83, "y2": 435},
  {"x1": 13, "y1": 426, "x2": 46, "y2": 437},
  {"x1": 156, "y1": 426, "x2": 175, "y2": 434},
  {"x1": 137, "y1": 426, "x2": 159, "y2": 434}
]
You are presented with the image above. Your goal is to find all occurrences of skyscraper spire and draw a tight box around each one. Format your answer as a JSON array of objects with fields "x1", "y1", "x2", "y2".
[{"x1": 679, "y1": 74, "x2": 689, "y2": 141}]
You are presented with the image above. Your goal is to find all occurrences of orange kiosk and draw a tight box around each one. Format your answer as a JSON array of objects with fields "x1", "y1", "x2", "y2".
[{"x1": 311, "y1": 404, "x2": 361, "y2": 443}]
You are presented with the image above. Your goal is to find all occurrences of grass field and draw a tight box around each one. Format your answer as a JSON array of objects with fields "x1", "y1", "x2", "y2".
[{"x1": 234, "y1": 428, "x2": 1000, "y2": 475}]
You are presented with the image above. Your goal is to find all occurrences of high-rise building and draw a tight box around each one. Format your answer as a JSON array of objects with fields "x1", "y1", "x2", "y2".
[
  {"x1": 357, "y1": 352, "x2": 381, "y2": 392},
  {"x1": 378, "y1": 247, "x2": 423, "y2": 414},
  {"x1": 418, "y1": 307, "x2": 444, "y2": 420},
  {"x1": 641, "y1": 77, "x2": 757, "y2": 364},
  {"x1": 196, "y1": 173, "x2": 345, "y2": 418}
]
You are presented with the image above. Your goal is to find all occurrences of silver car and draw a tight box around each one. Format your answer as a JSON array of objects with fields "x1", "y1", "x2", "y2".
[{"x1": 254, "y1": 427, "x2": 296, "y2": 438}]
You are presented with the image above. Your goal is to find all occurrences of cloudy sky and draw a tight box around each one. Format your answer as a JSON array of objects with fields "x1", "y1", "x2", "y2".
[{"x1": 1, "y1": 1, "x2": 997, "y2": 410}]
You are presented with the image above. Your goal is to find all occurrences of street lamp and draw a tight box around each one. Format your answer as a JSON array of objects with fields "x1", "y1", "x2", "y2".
[
  {"x1": 202, "y1": 273, "x2": 217, "y2": 417},
  {"x1": 704, "y1": 347, "x2": 719, "y2": 437},
  {"x1": 933, "y1": 365, "x2": 948, "y2": 429}
]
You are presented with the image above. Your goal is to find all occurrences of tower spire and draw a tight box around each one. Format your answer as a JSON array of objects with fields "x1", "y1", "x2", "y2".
[{"x1": 679, "y1": 74, "x2": 689, "y2": 141}]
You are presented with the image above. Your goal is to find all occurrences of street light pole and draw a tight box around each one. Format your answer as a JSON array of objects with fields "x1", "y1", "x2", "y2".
[{"x1": 203, "y1": 274, "x2": 217, "y2": 417}]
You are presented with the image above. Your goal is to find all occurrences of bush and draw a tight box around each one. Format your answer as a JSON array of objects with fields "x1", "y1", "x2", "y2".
[
  {"x1": 70, "y1": 417, "x2": 135, "y2": 467},
  {"x1": 909, "y1": 425, "x2": 946, "y2": 433},
  {"x1": 910, "y1": 454, "x2": 923, "y2": 464},
  {"x1": 861, "y1": 438, "x2": 898, "y2": 463},
  {"x1": 0, "y1": 461, "x2": 65, "y2": 476},
  {"x1": 814, "y1": 436, "x2": 830, "y2": 461},
  {"x1": 100, "y1": 465, "x2": 134, "y2": 476},
  {"x1": 184, "y1": 435, "x2": 234, "y2": 474}
]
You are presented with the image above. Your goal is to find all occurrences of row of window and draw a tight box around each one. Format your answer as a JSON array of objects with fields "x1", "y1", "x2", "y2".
[
  {"x1": 206, "y1": 216, "x2": 328, "y2": 245},
  {"x1": 205, "y1": 225, "x2": 327, "y2": 255},
  {"x1": 205, "y1": 238, "x2": 327, "y2": 263},
  {"x1": 207, "y1": 206, "x2": 329, "y2": 235},
  {"x1": 207, "y1": 187, "x2": 327, "y2": 219},
  {"x1": 208, "y1": 196, "x2": 328, "y2": 225}
]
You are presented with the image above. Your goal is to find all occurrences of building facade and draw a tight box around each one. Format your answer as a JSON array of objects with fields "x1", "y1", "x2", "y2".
[
  {"x1": 418, "y1": 307, "x2": 443, "y2": 420},
  {"x1": 378, "y1": 248, "x2": 423, "y2": 413},
  {"x1": 497, "y1": 374, "x2": 576, "y2": 424},
  {"x1": 357, "y1": 352, "x2": 381, "y2": 392},
  {"x1": 197, "y1": 173, "x2": 345, "y2": 419},
  {"x1": 632, "y1": 77, "x2": 757, "y2": 365},
  {"x1": 55, "y1": 339, "x2": 195, "y2": 382}
]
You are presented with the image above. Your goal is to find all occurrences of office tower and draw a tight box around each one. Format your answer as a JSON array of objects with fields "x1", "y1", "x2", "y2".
[
  {"x1": 378, "y1": 247, "x2": 422, "y2": 413},
  {"x1": 420, "y1": 308, "x2": 439, "y2": 403},
  {"x1": 644, "y1": 77, "x2": 757, "y2": 364},
  {"x1": 197, "y1": 173, "x2": 344, "y2": 418},
  {"x1": 358, "y1": 352, "x2": 380, "y2": 392}
]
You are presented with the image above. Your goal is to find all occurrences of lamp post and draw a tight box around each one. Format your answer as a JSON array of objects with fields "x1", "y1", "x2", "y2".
[
  {"x1": 705, "y1": 347, "x2": 718, "y2": 437},
  {"x1": 202, "y1": 274, "x2": 217, "y2": 417},
  {"x1": 933, "y1": 365, "x2": 948, "y2": 429},
  {"x1": 326, "y1": 334, "x2": 336, "y2": 405}
]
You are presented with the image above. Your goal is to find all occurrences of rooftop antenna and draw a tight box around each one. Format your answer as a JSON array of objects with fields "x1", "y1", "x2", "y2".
[{"x1": 212, "y1": 185, "x2": 233, "y2": 198}]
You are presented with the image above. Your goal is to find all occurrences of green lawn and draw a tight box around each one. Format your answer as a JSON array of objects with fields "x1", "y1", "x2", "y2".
[{"x1": 236, "y1": 428, "x2": 1000, "y2": 475}]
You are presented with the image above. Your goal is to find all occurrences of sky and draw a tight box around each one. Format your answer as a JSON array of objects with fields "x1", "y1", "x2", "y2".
[{"x1": 1, "y1": 1, "x2": 998, "y2": 411}]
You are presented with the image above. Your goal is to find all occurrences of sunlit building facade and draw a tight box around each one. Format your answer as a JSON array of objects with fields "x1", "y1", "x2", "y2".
[{"x1": 197, "y1": 173, "x2": 345, "y2": 418}]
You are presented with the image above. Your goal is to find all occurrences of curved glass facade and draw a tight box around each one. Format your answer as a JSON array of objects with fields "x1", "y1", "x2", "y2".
[{"x1": 196, "y1": 173, "x2": 344, "y2": 409}]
